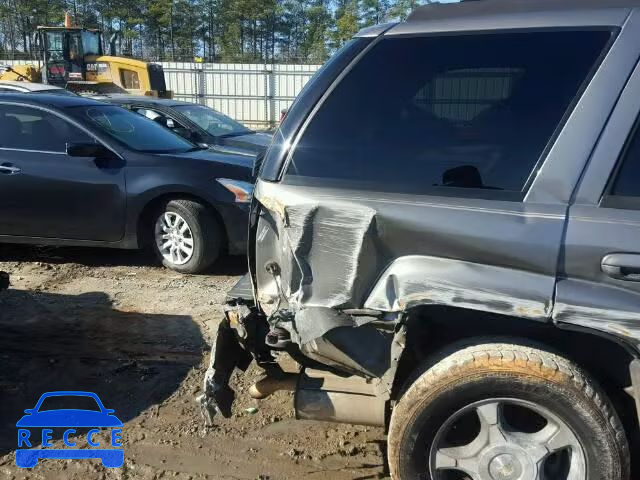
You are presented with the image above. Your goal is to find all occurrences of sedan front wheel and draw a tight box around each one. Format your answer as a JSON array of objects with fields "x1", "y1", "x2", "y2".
[{"x1": 152, "y1": 199, "x2": 221, "y2": 273}]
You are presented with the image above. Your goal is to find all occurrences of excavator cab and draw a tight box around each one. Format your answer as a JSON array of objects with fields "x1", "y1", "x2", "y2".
[
  {"x1": 0, "y1": 14, "x2": 171, "y2": 98},
  {"x1": 37, "y1": 27, "x2": 103, "y2": 86}
]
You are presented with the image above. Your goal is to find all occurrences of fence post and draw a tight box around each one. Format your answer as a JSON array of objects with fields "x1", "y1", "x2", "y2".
[
  {"x1": 263, "y1": 64, "x2": 270, "y2": 129},
  {"x1": 197, "y1": 65, "x2": 206, "y2": 105},
  {"x1": 268, "y1": 67, "x2": 277, "y2": 130}
]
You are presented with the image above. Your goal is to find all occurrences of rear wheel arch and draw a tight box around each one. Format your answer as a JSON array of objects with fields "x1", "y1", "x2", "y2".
[
  {"x1": 387, "y1": 339, "x2": 631, "y2": 480},
  {"x1": 391, "y1": 306, "x2": 639, "y2": 439}
]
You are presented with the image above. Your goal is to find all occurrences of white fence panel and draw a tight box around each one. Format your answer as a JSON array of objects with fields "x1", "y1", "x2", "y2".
[
  {"x1": 1, "y1": 59, "x2": 322, "y2": 129},
  {"x1": 160, "y1": 62, "x2": 321, "y2": 129}
]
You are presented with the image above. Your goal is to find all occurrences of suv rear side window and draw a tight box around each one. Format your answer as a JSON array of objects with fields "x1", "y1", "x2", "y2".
[
  {"x1": 285, "y1": 31, "x2": 611, "y2": 197},
  {"x1": 604, "y1": 120, "x2": 640, "y2": 209}
]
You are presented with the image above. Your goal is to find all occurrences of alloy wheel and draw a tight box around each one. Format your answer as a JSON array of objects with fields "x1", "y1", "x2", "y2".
[
  {"x1": 430, "y1": 398, "x2": 586, "y2": 480},
  {"x1": 154, "y1": 211, "x2": 195, "y2": 266}
]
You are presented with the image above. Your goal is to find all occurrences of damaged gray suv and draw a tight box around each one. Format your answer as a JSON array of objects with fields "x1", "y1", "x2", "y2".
[{"x1": 200, "y1": 1, "x2": 640, "y2": 478}]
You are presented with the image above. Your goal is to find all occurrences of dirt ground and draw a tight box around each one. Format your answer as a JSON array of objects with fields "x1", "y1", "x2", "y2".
[{"x1": 0, "y1": 245, "x2": 388, "y2": 480}]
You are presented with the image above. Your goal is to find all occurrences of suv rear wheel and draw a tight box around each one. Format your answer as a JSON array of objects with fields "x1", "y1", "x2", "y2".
[
  {"x1": 387, "y1": 342, "x2": 630, "y2": 480},
  {"x1": 151, "y1": 199, "x2": 221, "y2": 274}
]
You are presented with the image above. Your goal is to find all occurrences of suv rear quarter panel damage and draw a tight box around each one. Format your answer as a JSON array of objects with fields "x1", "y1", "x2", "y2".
[
  {"x1": 253, "y1": 180, "x2": 566, "y2": 369},
  {"x1": 364, "y1": 255, "x2": 551, "y2": 319},
  {"x1": 255, "y1": 181, "x2": 378, "y2": 315}
]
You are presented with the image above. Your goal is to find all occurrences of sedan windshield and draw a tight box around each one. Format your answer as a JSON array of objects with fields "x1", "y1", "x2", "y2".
[
  {"x1": 68, "y1": 105, "x2": 196, "y2": 153},
  {"x1": 174, "y1": 104, "x2": 252, "y2": 138}
]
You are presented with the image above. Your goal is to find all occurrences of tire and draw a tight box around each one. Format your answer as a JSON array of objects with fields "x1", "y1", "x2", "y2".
[
  {"x1": 387, "y1": 341, "x2": 630, "y2": 480},
  {"x1": 151, "y1": 199, "x2": 222, "y2": 274}
]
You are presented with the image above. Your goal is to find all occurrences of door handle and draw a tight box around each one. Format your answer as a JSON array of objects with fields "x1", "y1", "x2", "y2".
[
  {"x1": 601, "y1": 253, "x2": 640, "y2": 282},
  {"x1": 0, "y1": 164, "x2": 21, "y2": 175}
]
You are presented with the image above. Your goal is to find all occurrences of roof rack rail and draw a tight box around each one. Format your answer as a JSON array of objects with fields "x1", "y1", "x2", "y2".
[{"x1": 407, "y1": 0, "x2": 640, "y2": 23}]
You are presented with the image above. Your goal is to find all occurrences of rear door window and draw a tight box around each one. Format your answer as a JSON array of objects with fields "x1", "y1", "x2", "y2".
[
  {"x1": 603, "y1": 119, "x2": 640, "y2": 209},
  {"x1": 0, "y1": 104, "x2": 91, "y2": 152},
  {"x1": 285, "y1": 30, "x2": 612, "y2": 198},
  {"x1": 67, "y1": 104, "x2": 195, "y2": 153},
  {"x1": 133, "y1": 107, "x2": 182, "y2": 129}
]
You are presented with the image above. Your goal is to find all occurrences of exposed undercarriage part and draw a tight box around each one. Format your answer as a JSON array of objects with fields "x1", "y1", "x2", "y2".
[
  {"x1": 198, "y1": 266, "x2": 407, "y2": 427},
  {"x1": 198, "y1": 278, "x2": 406, "y2": 427}
]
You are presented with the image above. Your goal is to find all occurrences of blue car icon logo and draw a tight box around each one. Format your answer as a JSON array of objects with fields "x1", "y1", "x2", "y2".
[{"x1": 15, "y1": 391, "x2": 123, "y2": 468}]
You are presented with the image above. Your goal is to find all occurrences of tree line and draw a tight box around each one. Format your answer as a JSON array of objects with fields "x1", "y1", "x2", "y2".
[{"x1": 0, "y1": 0, "x2": 429, "y2": 63}]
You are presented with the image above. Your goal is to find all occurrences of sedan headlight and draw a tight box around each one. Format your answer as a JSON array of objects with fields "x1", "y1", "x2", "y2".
[{"x1": 217, "y1": 179, "x2": 254, "y2": 203}]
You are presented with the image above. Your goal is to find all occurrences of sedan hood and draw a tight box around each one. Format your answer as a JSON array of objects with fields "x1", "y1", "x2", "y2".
[
  {"x1": 218, "y1": 132, "x2": 273, "y2": 154},
  {"x1": 169, "y1": 149, "x2": 255, "y2": 169}
]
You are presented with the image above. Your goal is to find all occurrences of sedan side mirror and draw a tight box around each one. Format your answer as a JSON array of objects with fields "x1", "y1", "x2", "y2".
[{"x1": 66, "y1": 142, "x2": 112, "y2": 158}]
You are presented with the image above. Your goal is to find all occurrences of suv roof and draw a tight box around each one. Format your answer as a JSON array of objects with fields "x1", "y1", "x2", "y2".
[
  {"x1": 408, "y1": 0, "x2": 640, "y2": 22},
  {"x1": 387, "y1": 0, "x2": 637, "y2": 36}
]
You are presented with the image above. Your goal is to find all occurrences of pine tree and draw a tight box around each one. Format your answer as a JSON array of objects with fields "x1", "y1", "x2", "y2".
[{"x1": 0, "y1": 0, "x2": 430, "y2": 62}]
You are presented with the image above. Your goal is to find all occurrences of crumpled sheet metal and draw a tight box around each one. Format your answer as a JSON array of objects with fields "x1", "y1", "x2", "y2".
[
  {"x1": 255, "y1": 181, "x2": 377, "y2": 313},
  {"x1": 255, "y1": 181, "x2": 555, "y2": 324},
  {"x1": 364, "y1": 255, "x2": 552, "y2": 320}
]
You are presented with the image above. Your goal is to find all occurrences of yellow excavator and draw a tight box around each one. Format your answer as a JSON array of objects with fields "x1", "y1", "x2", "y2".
[{"x1": 0, "y1": 14, "x2": 171, "y2": 97}]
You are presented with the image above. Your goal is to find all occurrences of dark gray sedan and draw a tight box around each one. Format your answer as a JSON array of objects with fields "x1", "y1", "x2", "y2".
[
  {"x1": 0, "y1": 93, "x2": 254, "y2": 274},
  {"x1": 94, "y1": 95, "x2": 272, "y2": 157}
]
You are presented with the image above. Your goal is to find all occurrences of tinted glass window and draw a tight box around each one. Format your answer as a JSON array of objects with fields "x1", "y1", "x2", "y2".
[
  {"x1": 82, "y1": 31, "x2": 101, "y2": 56},
  {"x1": 45, "y1": 31, "x2": 64, "y2": 62},
  {"x1": 66, "y1": 105, "x2": 196, "y2": 153},
  {"x1": 610, "y1": 122, "x2": 640, "y2": 198},
  {"x1": 174, "y1": 104, "x2": 251, "y2": 137},
  {"x1": 0, "y1": 104, "x2": 91, "y2": 151},
  {"x1": 259, "y1": 37, "x2": 369, "y2": 180},
  {"x1": 286, "y1": 31, "x2": 611, "y2": 196},
  {"x1": 134, "y1": 108, "x2": 181, "y2": 128}
]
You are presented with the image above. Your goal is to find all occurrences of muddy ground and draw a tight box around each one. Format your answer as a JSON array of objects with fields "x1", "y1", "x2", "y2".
[{"x1": 0, "y1": 245, "x2": 387, "y2": 479}]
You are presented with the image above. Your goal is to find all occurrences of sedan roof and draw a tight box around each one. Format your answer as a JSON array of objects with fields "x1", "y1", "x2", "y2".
[
  {"x1": 92, "y1": 94, "x2": 187, "y2": 108},
  {"x1": 0, "y1": 80, "x2": 68, "y2": 92},
  {"x1": 0, "y1": 92, "x2": 108, "y2": 108}
]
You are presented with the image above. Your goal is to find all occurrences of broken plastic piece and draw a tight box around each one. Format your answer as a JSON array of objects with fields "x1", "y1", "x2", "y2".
[{"x1": 200, "y1": 318, "x2": 252, "y2": 425}]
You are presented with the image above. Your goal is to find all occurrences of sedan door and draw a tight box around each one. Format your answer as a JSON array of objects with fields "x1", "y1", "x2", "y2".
[{"x1": 0, "y1": 102, "x2": 126, "y2": 241}]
